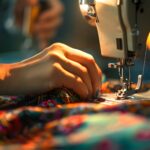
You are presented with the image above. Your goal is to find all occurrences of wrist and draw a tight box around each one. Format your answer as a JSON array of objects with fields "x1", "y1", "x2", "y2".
[{"x1": 0, "y1": 62, "x2": 26, "y2": 95}]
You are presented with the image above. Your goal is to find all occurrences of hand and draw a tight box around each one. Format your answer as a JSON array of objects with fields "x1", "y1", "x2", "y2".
[
  {"x1": 0, "y1": 43, "x2": 102, "y2": 99},
  {"x1": 33, "y1": 0, "x2": 64, "y2": 48},
  {"x1": 14, "y1": 0, "x2": 64, "y2": 49}
]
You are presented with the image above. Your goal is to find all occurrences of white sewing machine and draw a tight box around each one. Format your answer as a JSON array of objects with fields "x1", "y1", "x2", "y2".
[{"x1": 79, "y1": 0, "x2": 150, "y2": 99}]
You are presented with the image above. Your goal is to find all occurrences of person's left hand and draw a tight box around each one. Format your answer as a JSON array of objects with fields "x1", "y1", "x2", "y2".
[
  {"x1": 14, "y1": 0, "x2": 64, "y2": 49},
  {"x1": 33, "y1": 0, "x2": 64, "y2": 48}
]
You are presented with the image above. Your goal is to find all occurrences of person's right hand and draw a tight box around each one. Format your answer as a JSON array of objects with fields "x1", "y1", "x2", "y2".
[{"x1": 2, "y1": 43, "x2": 102, "y2": 99}]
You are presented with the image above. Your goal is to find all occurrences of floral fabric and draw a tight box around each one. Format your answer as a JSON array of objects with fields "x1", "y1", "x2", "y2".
[{"x1": 0, "y1": 85, "x2": 150, "y2": 150}]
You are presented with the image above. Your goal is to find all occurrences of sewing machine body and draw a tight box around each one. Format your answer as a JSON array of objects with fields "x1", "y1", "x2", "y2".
[
  {"x1": 80, "y1": 0, "x2": 150, "y2": 59},
  {"x1": 79, "y1": 0, "x2": 150, "y2": 99},
  {"x1": 96, "y1": 0, "x2": 149, "y2": 59}
]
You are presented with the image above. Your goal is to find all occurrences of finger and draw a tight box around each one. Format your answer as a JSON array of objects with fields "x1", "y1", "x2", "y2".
[
  {"x1": 64, "y1": 46, "x2": 102, "y2": 96},
  {"x1": 38, "y1": 3, "x2": 64, "y2": 22},
  {"x1": 57, "y1": 56, "x2": 93, "y2": 98},
  {"x1": 50, "y1": 63, "x2": 89, "y2": 99},
  {"x1": 27, "y1": 0, "x2": 38, "y2": 6},
  {"x1": 35, "y1": 17, "x2": 63, "y2": 32},
  {"x1": 96, "y1": 63, "x2": 102, "y2": 88},
  {"x1": 35, "y1": 29, "x2": 57, "y2": 41},
  {"x1": 33, "y1": 17, "x2": 62, "y2": 41},
  {"x1": 38, "y1": 11, "x2": 63, "y2": 23}
]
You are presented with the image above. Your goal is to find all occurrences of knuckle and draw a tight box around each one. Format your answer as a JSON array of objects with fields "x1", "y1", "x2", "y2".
[
  {"x1": 50, "y1": 43, "x2": 63, "y2": 50},
  {"x1": 75, "y1": 76, "x2": 82, "y2": 84},
  {"x1": 52, "y1": 62, "x2": 61, "y2": 73},
  {"x1": 48, "y1": 43, "x2": 67, "y2": 55},
  {"x1": 49, "y1": 52, "x2": 60, "y2": 62},
  {"x1": 81, "y1": 67, "x2": 88, "y2": 76},
  {"x1": 87, "y1": 55, "x2": 95, "y2": 64},
  {"x1": 64, "y1": 58, "x2": 70, "y2": 65}
]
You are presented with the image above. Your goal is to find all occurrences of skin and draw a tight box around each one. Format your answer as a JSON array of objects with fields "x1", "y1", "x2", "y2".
[
  {"x1": 14, "y1": 0, "x2": 64, "y2": 49},
  {"x1": 33, "y1": 0, "x2": 64, "y2": 48},
  {"x1": 0, "y1": 43, "x2": 102, "y2": 99}
]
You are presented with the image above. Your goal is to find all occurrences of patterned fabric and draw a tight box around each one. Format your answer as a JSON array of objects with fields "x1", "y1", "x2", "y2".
[
  {"x1": 0, "y1": 87, "x2": 105, "y2": 110},
  {"x1": 0, "y1": 83, "x2": 150, "y2": 150}
]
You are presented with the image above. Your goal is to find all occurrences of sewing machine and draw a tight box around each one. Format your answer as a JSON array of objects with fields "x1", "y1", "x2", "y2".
[{"x1": 79, "y1": 0, "x2": 150, "y2": 99}]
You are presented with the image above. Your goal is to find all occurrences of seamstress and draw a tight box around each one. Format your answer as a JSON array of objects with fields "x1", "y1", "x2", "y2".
[{"x1": 0, "y1": 43, "x2": 102, "y2": 99}]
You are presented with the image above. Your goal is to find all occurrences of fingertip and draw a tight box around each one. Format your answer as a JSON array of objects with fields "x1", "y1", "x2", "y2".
[
  {"x1": 75, "y1": 77, "x2": 89, "y2": 99},
  {"x1": 80, "y1": 86, "x2": 89, "y2": 100}
]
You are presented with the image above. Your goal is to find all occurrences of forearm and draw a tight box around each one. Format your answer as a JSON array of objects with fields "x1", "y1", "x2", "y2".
[
  {"x1": 0, "y1": 59, "x2": 50, "y2": 96},
  {"x1": 0, "y1": 63, "x2": 28, "y2": 95},
  {"x1": 0, "y1": 43, "x2": 102, "y2": 98}
]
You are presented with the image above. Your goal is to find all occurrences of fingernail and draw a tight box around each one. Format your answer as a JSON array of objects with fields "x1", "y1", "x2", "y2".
[{"x1": 94, "y1": 90, "x2": 101, "y2": 99}]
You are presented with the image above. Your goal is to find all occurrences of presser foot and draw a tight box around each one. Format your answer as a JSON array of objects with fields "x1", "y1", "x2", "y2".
[
  {"x1": 117, "y1": 74, "x2": 143, "y2": 100},
  {"x1": 116, "y1": 88, "x2": 137, "y2": 100}
]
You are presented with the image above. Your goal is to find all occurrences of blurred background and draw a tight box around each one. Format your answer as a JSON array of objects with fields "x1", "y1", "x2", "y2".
[{"x1": 0, "y1": 0, "x2": 149, "y2": 81}]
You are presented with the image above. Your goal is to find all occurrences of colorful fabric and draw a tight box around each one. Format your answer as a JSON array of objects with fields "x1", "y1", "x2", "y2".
[{"x1": 0, "y1": 84, "x2": 150, "y2": 150}]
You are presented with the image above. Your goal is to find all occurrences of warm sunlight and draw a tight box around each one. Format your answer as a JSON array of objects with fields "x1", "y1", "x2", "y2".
[{"x1": 146, "y1": 32, "x2": 150, "y2": 50}]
